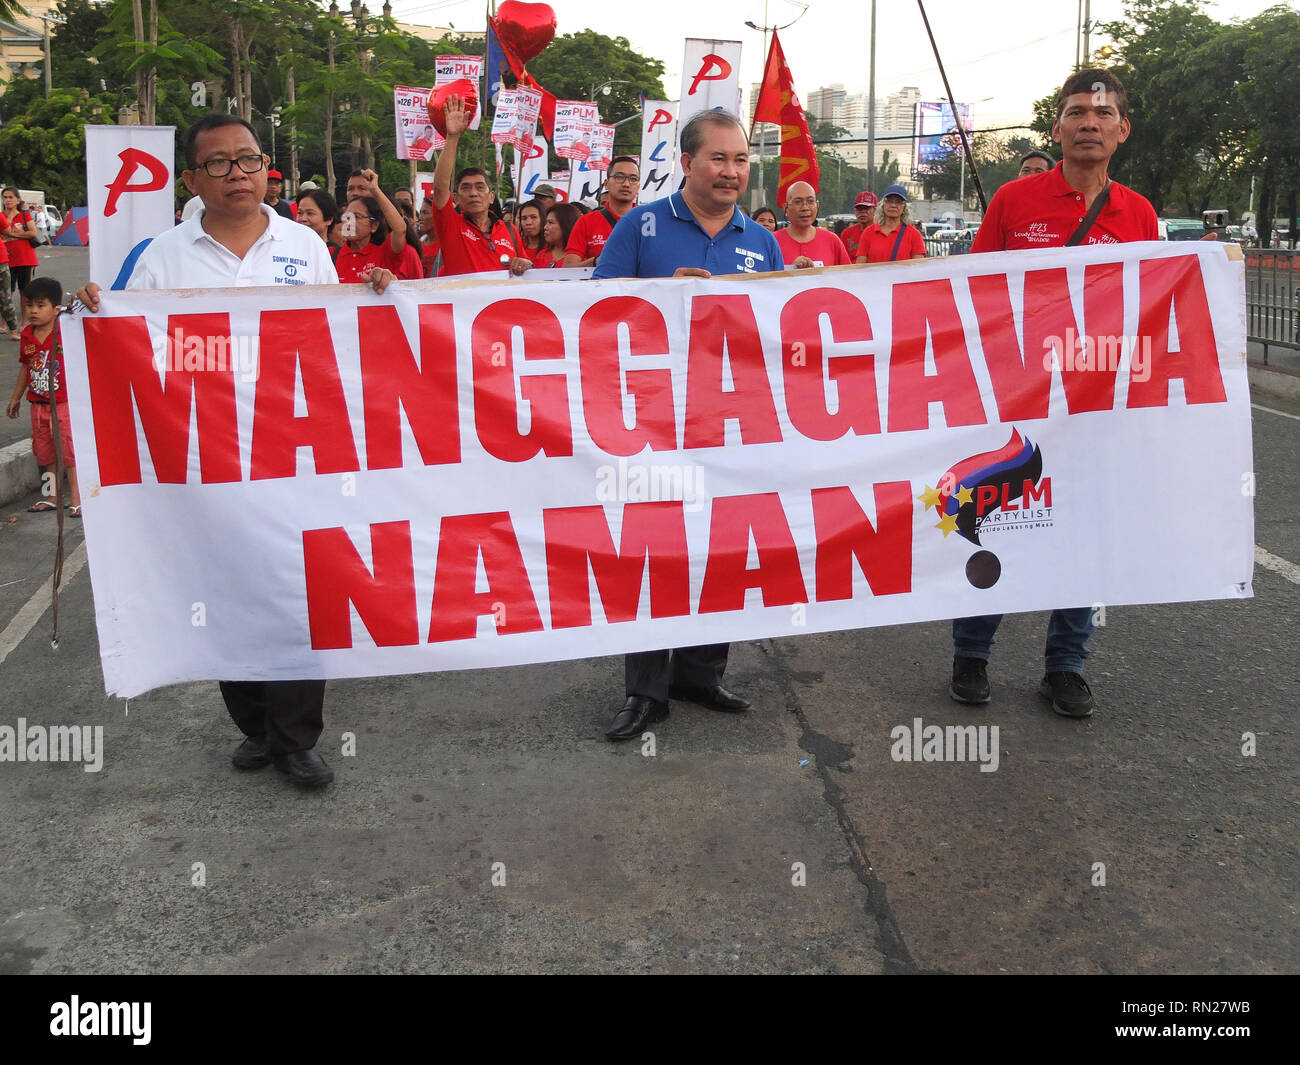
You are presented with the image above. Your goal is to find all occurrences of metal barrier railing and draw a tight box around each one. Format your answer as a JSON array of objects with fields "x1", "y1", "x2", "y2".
[
  {"x1": 1245, "y1": 249, "x2": 1299, "y2": 362},
  {"x1": 923, "y1": 237, "x2": 973, "y2": 258}
]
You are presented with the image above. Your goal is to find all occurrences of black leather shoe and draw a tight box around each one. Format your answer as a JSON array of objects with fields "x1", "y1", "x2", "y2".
[
  {"x1": 668, "y1": 683, "x2": 751, "y2": 712},
  {"x1": 273, "y1": 749, "x2": 335, "y2": 787},
  {"x1": 231, "y1": 735, "x2": 271, "y2": 769},
  {"x1": 605, "y1": 696, "x2": 669, "y2": 741}
]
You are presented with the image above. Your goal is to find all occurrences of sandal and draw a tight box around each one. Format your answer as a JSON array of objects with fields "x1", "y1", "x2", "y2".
[
  {"x1": 26, "y1": 500, "x2": 57, "y2": 513},
  {"x1": 68, "y1": 505, "x2": 82, "y2": 518}
]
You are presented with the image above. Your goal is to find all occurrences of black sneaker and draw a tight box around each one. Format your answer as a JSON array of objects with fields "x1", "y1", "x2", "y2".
[
  {"x1": 949, "y1": 656, "x2": 990, "y2": 704},
  {"x1": 1039, "y1": 671, "x2": 1094, "y2": 718}
]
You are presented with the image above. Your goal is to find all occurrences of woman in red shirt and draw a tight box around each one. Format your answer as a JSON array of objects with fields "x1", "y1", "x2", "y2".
[
  {"x1": 1, "y1": 187, "x2": 39, "y2": 294},
  {"x1": 517, "y1": 200, "x2": 546, "y2": 262},
  {"x1": 855, "y1": 184, "x2": 926, "y2": 264},
  {"x1": 333, "y1": 169, "x2": 410, "y2": 284}
]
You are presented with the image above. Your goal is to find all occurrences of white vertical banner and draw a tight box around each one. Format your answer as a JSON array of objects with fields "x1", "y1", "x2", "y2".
[
  {"x1": 587, "y1": 123, "x2": 616, "y2": 172},
  {"x1": 86, "y1": 125, "x2": 176, "y2": 290},
  {"x1": 394, "y1": 85, "x2": 435, "y2": 161},
  {"x1": 554, "y1": 100, "x2": 598, "y2": 161},
  {"x1": 491, "y1": 88, "x2": 520, "y2": 145},
  {"x1": 514, "y1": 135, "x2": 549, "y2": 200},
  {"x1": 415, "y1": 170, "x2": 435, "y2": 207},
  {"x1": 430, "y1": 55, "x2": 485, "y2": 151},
  {"x1": 513, "y1": 86, "x2": 543, "y2": 152},
  {"x1": 678, "y1": 38, "x2": 742, "y2": 135},
  {"x1": 639, "y1": 100, "x2": 678, "y2": 203}
]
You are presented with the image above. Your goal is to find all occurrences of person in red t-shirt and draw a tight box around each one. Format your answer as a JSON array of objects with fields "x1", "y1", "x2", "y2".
[
  {"x1": 0, "y1": 215, "x2": 17, "y2": 339},
  {"x1": 508, "y1": 199, "x2": 547, "y2": 274},
  {"x1": 775, "y1": 180, "x2": 853, "y2": 268},
  {"x1": 1, "y1": 187, "x2": 39, "y2": 294},
  {"x1": 562, "y1": 156, "x2": 640, "y2": 267},
  {"x1": 951, "y1": 68, "x2": 1159, "y2": 722},
  {"x1": 6, "y1": 277, "x2": 79, "y2": 514},
  {"x1": 417, "y1": 198, "x2": 440, "y2": 277},
  {"x1": 840, "y1": 190, "x2": 878, "y2": 260},
  {"x1": 432, "y1": 95, "x2": 522, "y2": 276},
  {"x1": 855, "y1": 185, "x2": 927, "y2": 263},
  {"x1": 334, "y1": 169, "x2": 410, "y2": 284}
]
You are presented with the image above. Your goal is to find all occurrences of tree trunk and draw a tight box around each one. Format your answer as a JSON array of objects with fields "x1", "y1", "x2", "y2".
[
  {"x1": 228, "y1": 21, "x2": 243, "y2": 117},
  {"x1": 1258, "y1": 163, "x2": 1274, "y2": 248},
  {"x1": 288, "y1": 63, "x2": 298, "y2": 194},
  {"x1": 132, "y1": 0, "x2": 146, "y2": 124},
  {"x1": 144, "y1": 0, "x2": 157, "y2": 125},
  {"x1": 325, "y1": 27, "x2": 336, "y2": 199}
]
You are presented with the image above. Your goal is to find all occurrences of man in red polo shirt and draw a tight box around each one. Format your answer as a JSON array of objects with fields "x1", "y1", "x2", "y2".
[
  {"x1": 432, "y1": 95, "x2": 520, "y2": 275},
  {"x1": 774, "y1": 180, "x2": 853, "y2": 268},
  {"x1": 562, "y1": 156, "x2": 640, "y2": 267},
  {"x1": 840, "y1": 190, "x2": 877, "y2": 259},
  {"x1": 951, "y1": 68, "x2": 1158, "y2": 721}
]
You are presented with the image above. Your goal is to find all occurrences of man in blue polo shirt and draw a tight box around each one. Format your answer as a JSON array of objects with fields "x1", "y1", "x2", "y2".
[{"x1": 593, "y1": 109, "x2": 782, "y2": 742}]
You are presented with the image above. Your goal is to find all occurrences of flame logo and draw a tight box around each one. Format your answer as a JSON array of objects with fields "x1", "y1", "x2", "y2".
[{"x1": 935, "y1": 429, "x2": 1043, "y2": 545}]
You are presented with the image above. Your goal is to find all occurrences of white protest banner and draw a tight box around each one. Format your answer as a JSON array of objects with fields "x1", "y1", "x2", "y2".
[
  {"x1": 60, "y1": 243, "x2": 1252, "y2": 698},
  {"x1": 587, "y1": 123, "x2": 616, "y2": 172},
  {"x1": 554, "y1": 100, "x2": 598, "y2": 161},
  {"x1": 428, "y1": 55, "x2": 485, "y2": 151},
  {"x1": 639, "y1": 100, "x2": 678, "y2": 203},
  {"x1": 570, "y1": 158, "x2": 603, "y2": 204},
  {"x1": 394, "y1": 85, "x2": 436, "y2": 161},
  {"x1": 491, "y1": 88, "x2": 519, "y2": 145},
  {"x1": 86, "y1": 125, "x2": 175, "y2": 290},
  {"x1": 513, "y1": 86, "x2": 543, "y2": 151},
  {"x1": 514, "y1": 136, "x2": 549, "y2": 199},
  {"x1": 416, "y1": 170, "x2": 435, "y2": 207},
  {"x1": 678, "y1": 38, "x2": 742, "y2": 139}
]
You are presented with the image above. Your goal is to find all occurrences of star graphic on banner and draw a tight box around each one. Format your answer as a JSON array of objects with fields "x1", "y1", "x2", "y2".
[
  {"x1": 935, "y1": 512, "x2": 959, "y2": 537},
  {"x1": 955, "y1": 485, "x2": 974, "y2": 506},
  {"x1": 917, "y1": 484, "x2": 942, "y2": 510}
]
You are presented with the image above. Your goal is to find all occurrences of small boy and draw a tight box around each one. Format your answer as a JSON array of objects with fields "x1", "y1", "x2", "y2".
[{"x1": 5, "y1": 277, "x2": 79, "y2": 516}]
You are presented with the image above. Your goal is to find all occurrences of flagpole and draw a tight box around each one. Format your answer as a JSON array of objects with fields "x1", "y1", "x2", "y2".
[{"x1": 915, "y1": 0, "x2": 986, "y2": 211}]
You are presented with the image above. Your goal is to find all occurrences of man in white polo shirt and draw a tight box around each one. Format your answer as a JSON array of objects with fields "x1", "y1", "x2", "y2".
[{"x1": 77, "y1": 113, "x2": 396, "y2": 788}]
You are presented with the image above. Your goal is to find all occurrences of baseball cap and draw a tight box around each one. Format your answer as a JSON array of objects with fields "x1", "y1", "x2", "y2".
[
  {"x1": 299, "y1": 180, "x2": 319, "y2": 191},
  {"x1": 267, "y1": 169, "x2": 283, "y2": 180},
  {"x1": 882, "y1": 184, "x2": 908, "y2": 202},
  {"x1": 854, "y1": 191, "x2": 878, "y2": 208},
  {"x1": 534, "y1": 183, "x2": 557, "y2": 197}
]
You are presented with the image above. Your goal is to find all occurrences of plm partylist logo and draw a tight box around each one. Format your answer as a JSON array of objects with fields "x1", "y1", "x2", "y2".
[{"x1": 916, "y1": 428, "x2": 1053, "y2": 588}]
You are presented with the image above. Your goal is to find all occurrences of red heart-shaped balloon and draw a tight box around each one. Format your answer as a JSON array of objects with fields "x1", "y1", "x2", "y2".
[
  {"x1": 426, "y1": 79, "x2": 479, "y2": 136},
  {"x1": 496, "y1": 1, "x2": 556, "y2": 66}
]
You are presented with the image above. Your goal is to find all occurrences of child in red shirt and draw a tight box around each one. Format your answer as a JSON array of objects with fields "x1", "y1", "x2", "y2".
[{"x1": 5, "y1": 276, "x2": 80, "y2": 515}]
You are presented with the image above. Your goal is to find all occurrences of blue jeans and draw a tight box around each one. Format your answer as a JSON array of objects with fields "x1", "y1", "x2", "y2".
[{"x1": 952, "y1": 608, "x2": 1094, "y2": 674}]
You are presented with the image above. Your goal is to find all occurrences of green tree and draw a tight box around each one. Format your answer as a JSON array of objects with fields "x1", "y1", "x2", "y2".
[{"x1": 527, "y1": 30, "x2": 666, "y2": 159}]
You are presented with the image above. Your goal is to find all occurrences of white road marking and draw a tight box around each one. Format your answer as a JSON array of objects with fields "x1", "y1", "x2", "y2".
[
  {"x1": 1256, "y1": 546, "x2": 1300, "y2": 586},
  {"x1": 1252, "y1": 402, "x2": 1300, "y2": 422},
  {"x1": 0, "y1": 541, "x2": 88, "y2": 668}
]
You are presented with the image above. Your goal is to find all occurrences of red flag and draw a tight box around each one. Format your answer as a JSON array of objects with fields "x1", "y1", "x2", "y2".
[
  {"x1": 751, "y1": 31, "x2": 820, "y2": 208},
  {"x1": 489, "y1": 14, "x2": 558, "y2": 141}
]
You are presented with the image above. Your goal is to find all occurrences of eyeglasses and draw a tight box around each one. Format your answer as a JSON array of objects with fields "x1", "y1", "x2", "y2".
[
  {"x1": 192, "y1": 154, "x2": 266, "y2": 178},
  {"x1": 608, "y1": 172, "x2": 639, "y2": 184},
  {"x1": 787, "y1": 198, "x2": 818, "y2": 208}
]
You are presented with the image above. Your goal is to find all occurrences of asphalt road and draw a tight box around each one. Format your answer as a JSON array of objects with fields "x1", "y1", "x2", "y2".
[{"x1": 0, "y1": 250, "x2": 1295, "y2": 974}]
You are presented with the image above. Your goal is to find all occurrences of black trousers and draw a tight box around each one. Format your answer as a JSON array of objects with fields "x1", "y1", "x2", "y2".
[
  {"x1": 625, "y1": 644, "x2": 729, "y2": 703},
  {"x1": 9, "y1": 265, "x2": 34, "y2": 294},
  {"x1": 219, "y1": 680, "x2": 326, "y2": 755}
]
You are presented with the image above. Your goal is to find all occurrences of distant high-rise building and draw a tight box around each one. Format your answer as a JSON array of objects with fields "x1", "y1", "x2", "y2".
[{"x1": 807, "y1": 84, "x2": 845, "y2": 122}]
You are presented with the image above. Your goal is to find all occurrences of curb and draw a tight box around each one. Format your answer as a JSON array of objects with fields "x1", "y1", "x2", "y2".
[
  {"x1": 0, "y1": 438, "x2": 39, "y2": 508},
  {"x1": 1248, "y1": 361, "x2": 1300, "y2": 405}
]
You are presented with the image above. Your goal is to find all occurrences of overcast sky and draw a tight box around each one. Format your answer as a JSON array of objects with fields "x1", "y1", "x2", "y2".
[{"x1": 388, "y1": 0, "x2": 1288, "y2": 131}]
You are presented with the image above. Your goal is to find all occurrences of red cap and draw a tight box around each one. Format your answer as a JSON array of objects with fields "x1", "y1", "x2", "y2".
[
  {"x1": 855, "y1": 191, "x2": 878, "y2": 208},
  {"x1": 267, "y1": 169, "x2": 283, "y2": 180}
]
